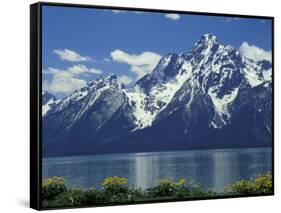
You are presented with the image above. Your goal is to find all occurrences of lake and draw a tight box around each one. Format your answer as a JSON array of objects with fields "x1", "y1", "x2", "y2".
[{"x1": 43, "y1": 147, "x2": 272, "y2": 191}]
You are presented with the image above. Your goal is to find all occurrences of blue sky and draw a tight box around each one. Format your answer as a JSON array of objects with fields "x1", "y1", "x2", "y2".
[{"x1": 42, "y1": 5, "x2": 272, "y2": 97}]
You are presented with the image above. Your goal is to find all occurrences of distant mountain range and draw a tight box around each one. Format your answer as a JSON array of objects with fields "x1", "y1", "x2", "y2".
[{"x1": 42, "y1": 34, "x2": 272, "y2": 157}]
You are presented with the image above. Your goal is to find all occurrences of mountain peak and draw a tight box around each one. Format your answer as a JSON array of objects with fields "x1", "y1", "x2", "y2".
[
  {"x1": 43, "y1": 32, "x2": 272, "y2": 156},
  {"x1": 42, "y1": 91, "x2": 56, "y2": 103},
  {"x1": 106, "y1": 73, "x2": 118, "y2": 80},
  {"x1": 201, "y1": 33, "x2": 217, "y2": 41},
  {"x1": 87, "y1": 74, "x2": 122, "y2": 88},
  {"x1": 42, "y1": 91, "x2": 57, "y2": 116},
  {"x1": 155, "y1": 52, "x2": 178, "y2": 70},
  {"x1": 197, "y1": 33, "x2": 218, "y2": 46},
  {"x1": 192, "y1": 33, "x2": 219, "y2": 55},
  {"x1": 103, "y1": 74, "x2": 124, "y2": 88}
]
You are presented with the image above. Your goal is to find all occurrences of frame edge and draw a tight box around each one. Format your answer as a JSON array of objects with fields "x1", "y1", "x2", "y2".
[
  {"x1": 32, "y1": 2, "x2": 274, "y2": 210},
  {"x1": 30, "y1": 2, "x2": 42, "y2": 210}
]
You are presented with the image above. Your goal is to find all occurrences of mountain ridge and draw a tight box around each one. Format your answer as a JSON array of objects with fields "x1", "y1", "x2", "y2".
[{"x1": 42, "y1": 33, "x2": 272, "y2": 157}]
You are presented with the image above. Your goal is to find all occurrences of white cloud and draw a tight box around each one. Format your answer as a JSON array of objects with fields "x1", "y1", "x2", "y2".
[
  {"x1": 130, "y1": 65, "x2": 156, "y2": 78},
  {"x1": 110, "y1": 49, "x2": 161, "y2": 79},
  {"x1": 42, "y1": 67, "x2": 60, "y2": 74},
  {"x1": 111, "y1": 9, "x2": 126, "y2": 13},
  {"x1": 119, "y1": 75, "x2": 133, "y2": 85},
  {"x1": 165, "y1": 14, "x2": 180, "y2": 20},
  {"x1": 43, "y1": 77, "x2": 87, "y2": 96},
  {"x1": 67, "y1": 64, "x2": 89, "y2": 74},
  {"x1": 239, "y1": 42, "x2": 272, "y2": 62},
  {"x1": 88, "y1": 67, "x2": 103, "y2": 74},
  {"x1": 134, "y1": 11, "x2": 145, "y2": 14},
  {"x1": 226, "y1": 17, "x2": 240, "y2": 22},
  {"x1": 68, "y1": 64, "x2": 102, "y2": 75},
  {"x1": 53, "y1": 49, "x2": 92, "y2": 62},
  {"x1": 110, "y1": 9, "x2": 144, "y2": 14},
  {"x1": 44, "y1": 64, "x2": 102, "y2": 75},
  {"x1": 43, "y1": 64, "x2": 102, "y2": 96},
  {"x1": 103, "y1": 57, "x2": 111, "y2": 62}
]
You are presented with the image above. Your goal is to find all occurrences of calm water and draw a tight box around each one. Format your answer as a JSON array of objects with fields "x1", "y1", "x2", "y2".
[{"x1": 43, "y1": 148, "x2": 272, "y2": 191}]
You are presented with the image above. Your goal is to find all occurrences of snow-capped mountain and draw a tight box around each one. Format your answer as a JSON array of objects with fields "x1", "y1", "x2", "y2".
[
  {"x1": 42, "y1": 91, "x2": 59, "y2": 116},
  {"x1": 43, "y1": 34, "x2": 272, "y2": 156}
]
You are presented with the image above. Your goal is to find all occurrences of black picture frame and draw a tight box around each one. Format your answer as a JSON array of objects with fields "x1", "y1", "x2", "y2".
[{"x1": 30, "y1": 2, "x2": 274, "y2": 210}]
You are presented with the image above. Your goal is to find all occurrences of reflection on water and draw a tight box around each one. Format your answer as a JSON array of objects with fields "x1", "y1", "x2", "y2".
[{"x1": 43, "y1": 148, "x2": 272, "y2": 190}]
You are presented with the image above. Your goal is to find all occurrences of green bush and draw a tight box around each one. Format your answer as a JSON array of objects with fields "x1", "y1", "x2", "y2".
[
  {"x1": 42, "y1": 177, "x2": 67, "y2": 200},
  {"x1": 41, "y1": 173, "x2": 272, "y2": 208},
  {"x1": 43, "y1": 188, "x2": 99, "y2": 207},
  {"x1": 147, "y1": 178, "x2": 187, "y2": 197},
  {"x1": 127, "y1": 187, "x2": 147, "y2": 201},
  {"x1": 57, "y1": 188, "x2": 98, "y2": 206},
  {"x1": 98, "y1": 176, "x2": 147, "y2": 203},
  {"x1": 225, "y1": 179, "x2": 254, "y2": 195},
  {"x1": 187, "y1": 183, "x2": 216, "y2": 198},
  {"x1": 225, "y1": 173, "x2": 272, "y2": 196},
  {"x1": 102, "y1": 176, "x2": 129, "y2": 194},
  {"x1": 99, "y1": 176, "x2": 130, "y2": 203},
  {"x1": 252, "y1": 173, "x2": 272, "y2": 194}
]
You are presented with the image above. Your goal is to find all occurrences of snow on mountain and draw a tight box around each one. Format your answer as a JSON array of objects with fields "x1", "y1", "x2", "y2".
[
  {"x1": 242, "y1": 57, "x2": 266, "y2": 87},
  {"x1": 43, "y1": 34, "x2": 271, "y2": 129},
  {"x1": 45, "y1": 74, "x2": 126, "y2": 129},
  {"x1": 42, "y1": 33, "x2": 272, "y2": 156},
  {"x1": 130, "y1": 34, "x2": 243, "y2": 129},
  {"x1": 126, "y1": 53, "x2": 194, "y2": 130},
  {"x1": 191, "y1": 37, "x2": 243, "y2": 127},
  {"x1": 54, "y1": 74, "x2": 123, "y2": 112},
  {"x1": 258, "y1": 60, "x2": 272, "y2": 82},
  {"x1": 263, "y1": 69, "x2": 272, "y2": 82},
  {"x1": 125, "y1": 87, "x2": 153, "y2": 129},
  {"x1": 42, "y1": 91, "x2": 59, "y2": 116},
  {"x1": 208, "y1": 86, "x2": 239, "y2": 128}
]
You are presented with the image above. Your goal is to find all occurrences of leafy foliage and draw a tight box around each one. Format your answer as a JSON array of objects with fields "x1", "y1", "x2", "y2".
[
  {"x1": 99, "y1": 176, "x2": 147, "y2": 203},
  {"x1": 147, "y1": 178, "x2": 187, "y2": 197},
  {"x1": 42, "y1": 177, "x2": 67, "y2": 200},
  {"x1": 102, "y1": 176, "x2": 129, "y2": 194},
  {"x1": 42, "y1": 187, "x2": 99, "y2": 207},
  {"x1": 42, "y1": 173, "x2": 272, "y2": 208},
  {"x1": 146, "y1": 178, "x2": 215, "y2": 199},
  {"x1": 225, "y1": 173, "x2": 272, "y2": 195}
]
